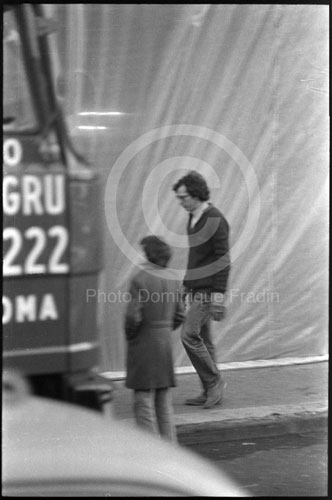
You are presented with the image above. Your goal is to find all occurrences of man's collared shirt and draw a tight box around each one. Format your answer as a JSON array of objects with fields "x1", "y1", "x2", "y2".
[{"x1": 190, "y1": 201, "x2": 209, "y2": 228}]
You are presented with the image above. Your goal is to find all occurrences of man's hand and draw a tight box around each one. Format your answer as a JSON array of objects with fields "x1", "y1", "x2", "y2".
[
  {"x1": 210, "y1": 292, "x2": 226, "y2": 321},
  {"x1": 178, "y1": 284, "x2": 188, "y2": 301}
]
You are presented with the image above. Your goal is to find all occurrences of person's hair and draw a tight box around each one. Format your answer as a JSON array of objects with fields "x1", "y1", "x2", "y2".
[
  {"x1": 140, "y1": 235, "x2": 172, "y2": 268},
  {"x1": 172, "y1": 171, "x2": 210, "y2": 201}
]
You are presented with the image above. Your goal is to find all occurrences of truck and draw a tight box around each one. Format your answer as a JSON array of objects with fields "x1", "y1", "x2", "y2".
[{"x1": 3, "y1": 3, "x2": 113, "y2": 411}]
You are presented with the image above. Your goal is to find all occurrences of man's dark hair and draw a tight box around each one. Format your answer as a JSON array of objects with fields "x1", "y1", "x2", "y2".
[
  {"x1": 140, "y1": 235, "x2": 172, "y2": 268},
  {"x1": 172, "y1": 171, "x2": 210, "y2": 201}
]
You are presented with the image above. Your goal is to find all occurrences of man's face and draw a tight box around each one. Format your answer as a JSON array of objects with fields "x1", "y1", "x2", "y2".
[{"x1": 175, "y1": 185, "x2": 201, "y2": 212}]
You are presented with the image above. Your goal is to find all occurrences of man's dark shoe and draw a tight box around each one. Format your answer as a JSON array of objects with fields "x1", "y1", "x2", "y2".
[
  {"x1": 203, "y1": 380, "x2": 227, "y2": 409},
  {"x1": 185, "y1": 393, "x2": 207, "y2": 406}
]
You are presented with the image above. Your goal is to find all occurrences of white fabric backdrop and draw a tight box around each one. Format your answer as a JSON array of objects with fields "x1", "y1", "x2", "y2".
[{"x1": 51, "y1": 4, "x2": 328, "y2": 372}]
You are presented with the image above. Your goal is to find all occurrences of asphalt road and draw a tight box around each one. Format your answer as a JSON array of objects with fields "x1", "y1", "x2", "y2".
[{"x1": 186, "y1": 431, "x2": 328, "y2": 496}]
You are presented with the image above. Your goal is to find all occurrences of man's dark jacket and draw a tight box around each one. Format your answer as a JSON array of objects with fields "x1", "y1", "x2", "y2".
[{"x1": 183, "y1": 203, "x2": 230, "y2": 294}]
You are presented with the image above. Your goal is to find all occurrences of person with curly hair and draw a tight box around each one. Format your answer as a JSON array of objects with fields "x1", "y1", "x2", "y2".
[
  {"x1": 124, "y1": 235, "x2": 185, "y2": 442},
  {"x1": 172, "y1": 171, "x2": 230, "y2": 409}
]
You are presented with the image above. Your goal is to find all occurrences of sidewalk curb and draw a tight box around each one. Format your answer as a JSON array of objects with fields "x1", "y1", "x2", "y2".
[{"x1": 176, "y1": 403, "x2": 328, "y2": 445}]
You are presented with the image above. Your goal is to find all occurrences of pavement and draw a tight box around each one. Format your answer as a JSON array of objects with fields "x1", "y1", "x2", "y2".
[{"x1": 110, "y1": 360, "x2": 328, "y2": 445}]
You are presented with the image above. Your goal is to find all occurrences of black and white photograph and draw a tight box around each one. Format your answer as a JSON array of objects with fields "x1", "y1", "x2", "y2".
[{"x1": 3, "y1": 3, "x2": 328, "y2": 496}]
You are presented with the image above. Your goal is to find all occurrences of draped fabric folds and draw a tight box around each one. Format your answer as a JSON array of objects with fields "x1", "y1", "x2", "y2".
[{"x1": 51, "y1": 5, "x2": 328, "y2": 372}]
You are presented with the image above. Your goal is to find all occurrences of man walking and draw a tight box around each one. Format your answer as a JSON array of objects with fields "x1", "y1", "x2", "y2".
[{"x1": 173, "y1": 171, "x2": 230, "y2": 409}]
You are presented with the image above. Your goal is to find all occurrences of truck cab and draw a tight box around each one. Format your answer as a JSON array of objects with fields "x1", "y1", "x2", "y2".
[{"x1": 3, "y1": 4, "x2": 112, "y2": 410}]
